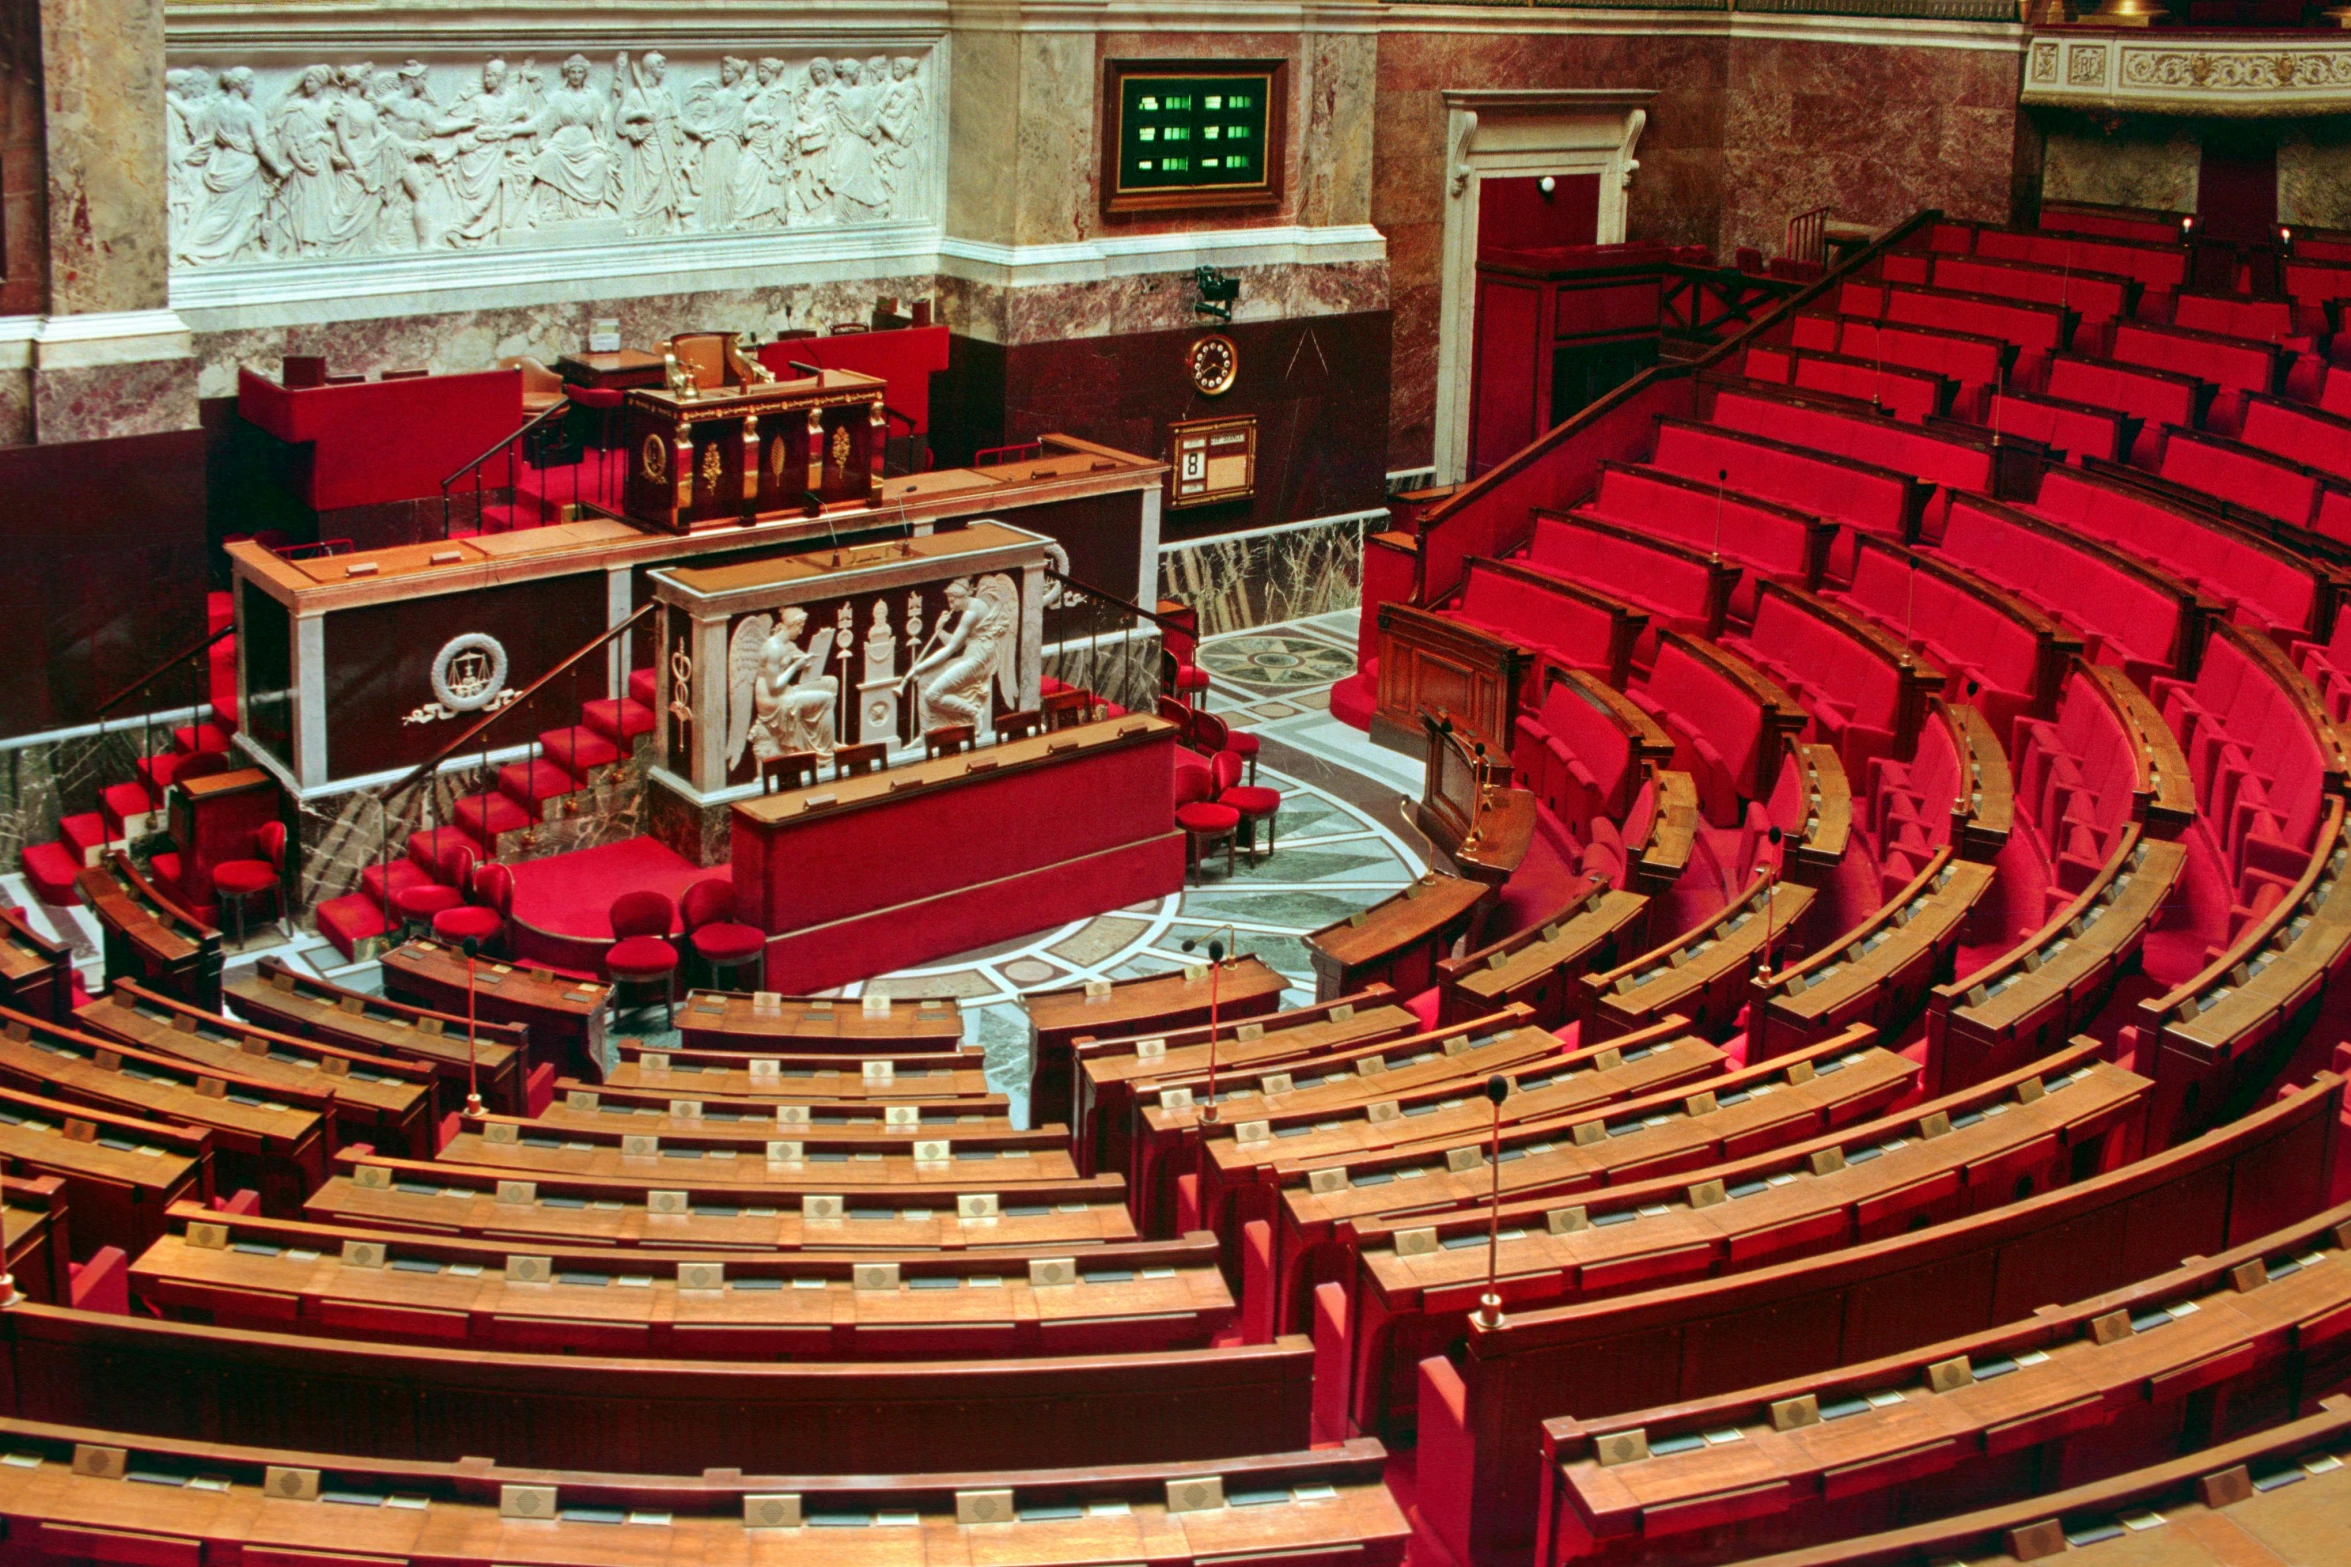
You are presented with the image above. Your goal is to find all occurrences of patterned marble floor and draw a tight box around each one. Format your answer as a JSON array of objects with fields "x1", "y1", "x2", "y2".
[{"x1": 1, "y1": 611, "x2": 1423, "y2": 1127}]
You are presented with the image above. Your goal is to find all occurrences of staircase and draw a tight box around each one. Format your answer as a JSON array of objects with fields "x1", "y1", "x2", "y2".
[
  {"x1": 312, "y1": 668, "x2": 658, "y2": 961},
  {"x1": 444, "y1": 402, "x2": 626, "y2": 540},
  {"x1": 19, "y1": 593, "x2": 239, "y2": 909}
]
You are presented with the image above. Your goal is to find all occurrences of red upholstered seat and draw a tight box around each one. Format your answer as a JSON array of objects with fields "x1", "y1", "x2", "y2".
[
  {"x1": 606, "y1": 890, "x2": 682, "y2": 1026},
  {"x1": 1189, "y1": 709, "x2": 1261, "y2": 785},
  {"x1": 433, "y1": 861, "x2": 514, "y2": 951},
  {"x1": 210, "y1": 823, "x2": 288, "y2": 946},
  {"x1": 1176, "y1": 801, "x2": 1240, "y2": 832},
  {"x1": 1213, "y1": 751, "x2": 1281, "y2": 861},
  {"x1": 682, "y1": 877, "x2": 764, "y2": 984},
  {"x1": 1175, "y1": 768, "x2": 1239, "y2": 879},
  {"x1": 394, "y1": 843, "x2": 474, "y2": 928},
  {"x1": 210, "y1": 860, "x2": 278, "y2": 897},
  {"x1": 1221, "y1": 785, "x2": 1281, "y2": 816}
]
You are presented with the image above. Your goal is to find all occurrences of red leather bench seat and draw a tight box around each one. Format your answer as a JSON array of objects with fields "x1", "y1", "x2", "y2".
[
  {"x1": 1834, "y1": 539, "x2": 2044, "y2": 743},
  {"x1": 1634, "y1": 637, "x2": 1773, "y2": 818},
  {"x1": 1512, "y1": 674, "x2": 1642, "y2": 843},
  {"x1": 1710, "y1": 385, "x2": 1995, "y2": 498},
  {"x1": 1741, "y1": 344, "x2": 1951, "y2": 424},
  {"x1": 1527, "y1": 510, "x2": 1721, "y2": 654},
  {"x1": 1791, "y1": 314, "x2": 2010, "y2": 418},
  {"x1": 2045, "y1": 352, "x2": 2209, "y2": 465},
  {"x1": 1651, "y1": 419, "x2": 1921, "y2": 579},
  {"x1": 1582, "y1": 462, "x2": 1827, "y2": 622},
  {"x1": 1935, "y1": 493, "x2": 2194, "y2": 686},
  {"x1": 2111, "y1": 320, "x2": 2283, "y2": 434},
  {"x1": 1723, "y1": 587, "x2": 1906, "y2": 780}
]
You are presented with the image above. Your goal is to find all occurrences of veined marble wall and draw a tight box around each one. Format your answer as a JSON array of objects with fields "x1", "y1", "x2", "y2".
[
  {"x1": 165, "y1": 47, "x2": 941, "y2": 272},
  {"x1": 2280, "y1": 126, "x2": 2351, "y2": 231},
  {"x1": 2042, "y1": 118, "x2": 2200, "y2": 213}
]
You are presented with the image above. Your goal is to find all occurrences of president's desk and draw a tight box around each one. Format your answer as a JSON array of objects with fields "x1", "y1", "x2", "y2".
[{"x1": 733, "y1": 716, "x2": 1187, "y2": 993}]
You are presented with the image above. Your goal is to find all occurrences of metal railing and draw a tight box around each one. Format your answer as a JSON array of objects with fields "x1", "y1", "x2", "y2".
[
  {"x1": 94, "y1": 621, "x2": 238, "y2": 790},
  {"x1": 439, "y1": 397, "x2": 625, "y2": 540}
]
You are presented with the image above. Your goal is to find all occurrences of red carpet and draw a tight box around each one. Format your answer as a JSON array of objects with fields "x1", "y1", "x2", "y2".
[{"x1": 508, "y1": 837, "x2": 713, "y2": 974}]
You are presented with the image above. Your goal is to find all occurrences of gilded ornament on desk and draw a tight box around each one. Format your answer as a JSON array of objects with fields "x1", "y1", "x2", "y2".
[
  {"x1": 641, "y1": 434, "x2": 667, "y2": 482},
  {"x1": 830, "y1": 424, "x2": 852, "y2": 474},
  {"x1": 700, "y1": 442, "x2": 724, "y2": 492}
]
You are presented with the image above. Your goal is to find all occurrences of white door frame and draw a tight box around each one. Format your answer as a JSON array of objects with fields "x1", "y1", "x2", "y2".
[{"x1": 1433, "y1": 88, "x2": 1655, "y2": 487}]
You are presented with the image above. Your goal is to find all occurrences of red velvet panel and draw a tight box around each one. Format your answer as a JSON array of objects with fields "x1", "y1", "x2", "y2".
[
  {"x1": 237, "y1": 367, "x2": 524, "y2": 510},
  {"x1": 1932, "y1": 254, "x2": 2134, "y2": 329},
  {"x1": 756, "y1": 325, "x2": 950, "y2": 434},
  {"x1": 2160, "y1": 430, "x2": 2321, "y2": 528}
]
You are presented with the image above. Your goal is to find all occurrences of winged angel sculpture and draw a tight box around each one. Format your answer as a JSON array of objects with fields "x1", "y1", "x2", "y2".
[
  {"x1": 727, "y1": 606, "x2": 839, "y2": 769},
  {"x1": 908, "y1": 575, "x2": 1019, "y2": 733}
]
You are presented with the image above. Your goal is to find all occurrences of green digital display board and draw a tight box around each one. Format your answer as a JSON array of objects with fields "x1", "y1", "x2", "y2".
[{"x1": 1104, "y1": 61, "x2": 1284, "y2": 215}]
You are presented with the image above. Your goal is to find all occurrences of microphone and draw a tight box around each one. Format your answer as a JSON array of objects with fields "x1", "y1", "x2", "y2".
[{"x1": 1473, "y1": 1072, "x2": 1511, "y2": 1331}]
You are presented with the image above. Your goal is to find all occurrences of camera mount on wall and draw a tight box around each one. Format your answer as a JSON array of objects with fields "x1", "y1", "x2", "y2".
[{"x1": 1192, "y1": 266, "x2": 1240, "y2": 322}]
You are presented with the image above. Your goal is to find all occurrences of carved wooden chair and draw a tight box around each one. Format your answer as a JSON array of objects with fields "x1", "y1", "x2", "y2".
[
  {"x1": 1043, "y1": 690, "x2": 1092, "y2": 731},
  {"x1": 924, "y1": 725, "x2": 976, "y2": 760},
  {"x1": 760, "y1": 751, "x2": 821, "y2": 794},
  {"x1": 995, "y1": 710, "x2": 1042, "y2": 744}
]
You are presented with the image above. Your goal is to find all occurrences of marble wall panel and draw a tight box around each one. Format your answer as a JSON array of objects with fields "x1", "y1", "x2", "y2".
[
  {"x1": 2040, "y1": 118, "x2": 2199, "y2": 215},
  {"x1": 0, "y1": 368, "x2": 30, "y2": 446},
  {"x1": 42, "y1": 0, "x2": 168, "y2": 314},
  {"x1": 1718, "y1": 38, "x2": 2022, "y2": 258},
  {"x1": 1301, "y1": 32, "x2": 1377, "y2": 231},
  {"x1": 944, "y1": 259, "x2": 1388, "y2": 347},
  {"x1": 947, "y1": 30, "x2": 1022, "y2": 249},
  {"x1": 188, "y1": 273, "x2": 937, "y2": 397},
  {"x1": 30, "y1": 358, "x2": 198, "y2": 444},
  {"x1": 1158, "y1": 512, "x2": 1364, "y2": 637},
  {"x1": 2282, "y1": 126, "x2": 2351, "y2": 231}
]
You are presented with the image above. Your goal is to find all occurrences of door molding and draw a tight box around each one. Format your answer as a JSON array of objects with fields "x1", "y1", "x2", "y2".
[{"x1": 1433, "y1": 88, "x2": 1654, "y2": 487}]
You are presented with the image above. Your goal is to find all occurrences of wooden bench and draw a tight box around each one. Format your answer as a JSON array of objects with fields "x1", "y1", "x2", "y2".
[
  {"x1": 435, "y1": 1110, "x2": 1079, "y2": 1188},
  {"x1": 1656, "y1": 1394, "x2": 2351, "y2": 1567},
  {"x1": 1929, "y1": 830, "x2": 2187, "y2": 1098},
  {"x1": 1269, "y1": 1022, "x2": 1901, "y2": 1339},
  {"x1": 1196, "y1": 1021, "x2": 1729, "y2": 1258},
  {"x1": 1349, "y1": 1043, "x2": 2153, "y2": 1443},
  {"x1": 1438, "y1": 889, "x2": 1652, "y2": 1032},
  {"x1": 76, "y1": 981, "x2": 437, "y2": 1159},
  {"x1": 1406, "y1": 1071, "x2": 2340, "y2": 1566},
  {"x1": 1304, "y1": 873, "x2": 1491, "y2": 1004},
  {"x1": 1749, "y1": 851, "x2": 1999, "y2": 1064},
  {"x1": 1537, "y1": 1203, "x2": 2351, "y2": 1563},
  {"x1": 0, "y1": 1004, "x2": 326, "y2": 1217},
  {"x1": 1580, "y1": 880, "x2": 1816, "y2": 1042},
  {"x1": 133, "y1": 1208, "x2": 1239, "y2": 1359},
  {"x1": 1525, "y1": 509, "x2": 1739, "y2": 651},
  {"x1": 76, "y1": 854, "x2": 219, "y2": 1012},
  {"x1": 0, "y1": 906, "x2": 69, "y2": 1025},
  {"x1": 1027, "y1": 959, "x2": 1287, "y2": 1134},
  {"x1": 1072, "y1": 987, "x2": 1412, "y2": 1180},
  {"x1": 0, "y1": 1307, "x2": 1324, "y2": 1473},
  {"x1": 379, "y1": 939, "x2": 610, "y2": 1080},
  {"x1": 0, "y1": 1082, "x2": 210, "y2": 1259},
  {"x1": 313, "y1": 1150, "x2": 1137, "y2": 1253},
  {"x1": 227, "y1": 958, "x2": 532, "y2": 1118},
  {"x1": 0, "y1": 1418, "x2": 1408, "y2": 1567},
  {"x1": 675, "y1": 985, "x2": 969, "y2": 1054}
]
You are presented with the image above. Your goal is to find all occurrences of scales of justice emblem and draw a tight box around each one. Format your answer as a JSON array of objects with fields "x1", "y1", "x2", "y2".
[{"x1": 404, "y1": 632, "x2": 520, "y2": 725}]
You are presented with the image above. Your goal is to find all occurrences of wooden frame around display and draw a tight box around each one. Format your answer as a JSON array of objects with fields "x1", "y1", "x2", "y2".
[{"x1": 1101, "y1": 58, "x2": 1287, "y2": 218}]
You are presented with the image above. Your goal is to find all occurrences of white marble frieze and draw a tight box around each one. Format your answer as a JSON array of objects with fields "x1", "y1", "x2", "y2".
[{"x1": 166, "y1": 46, "x2": 943, "y2": 304}]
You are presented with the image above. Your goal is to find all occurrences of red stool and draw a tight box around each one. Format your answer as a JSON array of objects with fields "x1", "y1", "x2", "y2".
[
  {"x1": 1214, "y1": 750, "x2": 1282, "y2": 860},
  {"x1": 1176, "y1": 767, "x2": 1240, "y2": 881},
  {"x1": 433, "y1": 860, "x2": 514, "y2": 954},
  {"x1": 606, "y1": 890, "x2": 682, "y2": 1028},
  {"x1": 392, "y1": 844, "x2": 472, "y2": 937},
  {"x1": 209, "y1": 823, "x2": 287, "y2": 947},
  {"x1": 682, "y1": 878, "x2": 765, "y2": 990}
]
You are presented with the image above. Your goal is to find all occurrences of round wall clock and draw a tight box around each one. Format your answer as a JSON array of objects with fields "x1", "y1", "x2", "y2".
[{"x1": 1186, "y1": 334, "x2": 1239, "y2": 397}]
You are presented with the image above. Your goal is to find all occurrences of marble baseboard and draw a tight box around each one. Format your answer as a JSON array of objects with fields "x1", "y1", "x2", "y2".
[
  {"x1": 939, "y1": 259, "x2": 1391, "y2": 348},
  {"x1": 1158, "y1": 513, "x2": 1368, "y2": 640},
  {"x1": 647, "y1": 778, "x2": 733, "y2": 870}
]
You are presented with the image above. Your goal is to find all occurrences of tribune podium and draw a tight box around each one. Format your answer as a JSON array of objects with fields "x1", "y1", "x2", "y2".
[{"x1": 621, "y1": 333, "x2": 887, "y2": 533}]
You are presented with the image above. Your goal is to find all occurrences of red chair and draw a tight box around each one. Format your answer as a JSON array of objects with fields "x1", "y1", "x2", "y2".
[
  {"x1": 433, "y1": 860, "x2": 513, "y2": 954},
  {"x1": 606, "y1": 890, "x2": 682, "y2": 1028},
  {"x1": 1162, "y1": 648, "x2": 1211, "y2": 709},
  {"x1": 209, "y1": 823, "x2": 287, "y2": 947},
  {"x1": 682, "y1": 877, "x2": 764, "y2": 990},
  {"x1": 1214, "y1": 750, "x2": 1282, "y2": 860},
  {"x1": 1176, "y1": 767, "x2": 1240, "y2": 881},
  {"x1": 1190, "y1": 708, "x2": 1261, "y2": 787},
  {"x1": 391, "y1": 842, "x2": 471, "y2": 936}
]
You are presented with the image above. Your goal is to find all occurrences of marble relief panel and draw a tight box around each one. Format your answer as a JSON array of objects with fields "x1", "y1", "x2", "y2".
[
  {"x1": 2042, "y1": 122, "x2": 2200, "y2": 215},
  {"x1": 2282, "y1": 128, "x2": 2351, "y2": 232},
  {"x1": 165, "y1": 46, "x2": 941, "y2": 270}
]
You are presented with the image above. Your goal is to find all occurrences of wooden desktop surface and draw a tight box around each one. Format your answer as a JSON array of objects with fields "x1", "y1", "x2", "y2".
[
  {"x1": 1308, "y1": 874, "x2": 1490, "y2": 976},
  {"x1": 675, "y1": 989, "x2": 965, "y2": 1050},
  {"x1": 609, "y1": 1052, "x2": 995, "y2": 1101},
  {"x1": 1030, "y1": 958, "x2": 1288, "y2": 1050},
  {"x1": 433, "y1": 1129, "x2": 1080, "y2": 1187},
  {"x1": 0, "y1": 1031, "x2": 316, "y2": 1146}
]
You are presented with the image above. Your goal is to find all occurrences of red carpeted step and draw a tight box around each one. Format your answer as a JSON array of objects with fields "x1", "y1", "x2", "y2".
[
  {"x1": 18, "y1": 842, "x2": 80, "y2": 906},
  {"x1": 454, "y1": 790, "x2": 530, "y2": 842},
  {"x1": 628, "y1": 666, "x2": 657, "y2": 707},
  {"x1": 498, "y1": 758, "x2": 577, "y2": 815},
  {"x1": 360, "y1": 855, "x2": 431, "y2": 911},
  {"x1": 406, "y1": 826, "x2": 482, "y2": 880},
  {"x1": 99, "y1": 781, "x2": 155, "y2": 841},
  {"x1": 581, "y1": 698, "x2": 655, "y2": 745},
  {"x1": 315, "y1": 892, "x2": 391, "y2": 961},
  {"x1": 206, "y1": 592, "x2": 234, "y2": 637},
  {"x1": 538, "y1": 726, "x2": 620, "y2": 776},
  {"x1": 172, "y1": 722, "x2": 231, "y2": 756},
  {"x1": 149, "y1": 852, "x2": 184, "y2": 898},
  {"x1": 59, "y1": 812, "x2": 111, "y2": 866}
]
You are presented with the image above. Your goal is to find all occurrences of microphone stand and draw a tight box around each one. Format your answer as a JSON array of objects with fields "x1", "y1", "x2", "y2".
[
  {"x1": 461, "y1": 935, "x2": 485, "y2": 1116},
  {"x1": 1471, "y1": 1073, "x2": 1510, "y2": 1330},
  {"x1": 1179, "y1": 925, "x2": 1242, "y2": 1127}
]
